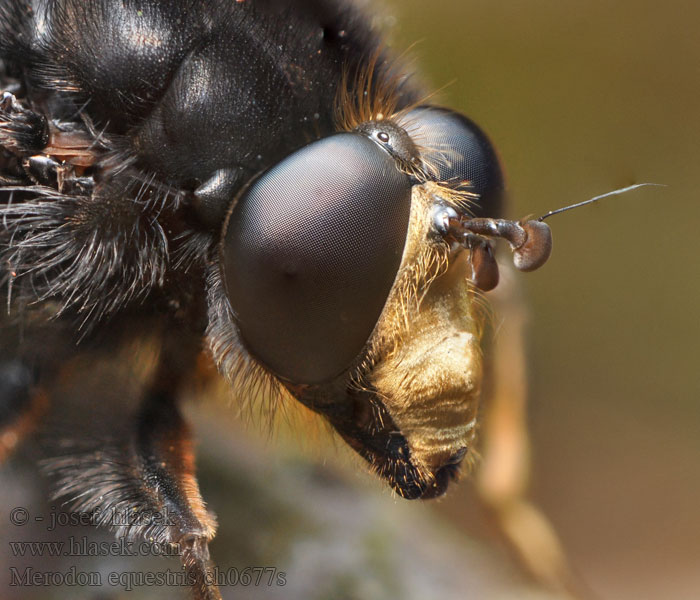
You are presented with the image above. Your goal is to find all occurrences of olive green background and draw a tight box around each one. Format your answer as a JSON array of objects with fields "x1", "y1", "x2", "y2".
[{"x1": 386, "y1": 1, "x2": 700, "y2": 598}]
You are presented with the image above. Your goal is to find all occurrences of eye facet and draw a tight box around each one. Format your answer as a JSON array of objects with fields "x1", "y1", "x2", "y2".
[
  {"x1": 403, "y1": 107, "x2": 504, "y2": 218},
  {"x1": 222, "y1": 133, "x2": 412, "y2": 384}
]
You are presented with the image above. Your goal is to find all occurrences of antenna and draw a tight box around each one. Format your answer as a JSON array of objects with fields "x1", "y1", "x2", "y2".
[{"x1": 538, "y1": 183, "x2": 666, "y2": 222}]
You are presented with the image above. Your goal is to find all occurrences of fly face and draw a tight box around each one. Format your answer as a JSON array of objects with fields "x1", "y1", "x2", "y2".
[{"x1": 208, "y1": 104, "x2": 546, "y2": 498}]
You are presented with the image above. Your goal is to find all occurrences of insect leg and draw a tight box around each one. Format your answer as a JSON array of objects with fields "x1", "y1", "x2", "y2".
[
  {"x1": 46, "y1": 332, "x2": 221, "y2": 600},
  {"x1": 476, "y1": 269, "x2": 583, "y2": 596},
  {"x1": 131, "y1": 379, "x2": 221, "y2": 600}
]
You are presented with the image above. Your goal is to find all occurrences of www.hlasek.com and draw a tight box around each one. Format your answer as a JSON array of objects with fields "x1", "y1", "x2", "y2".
[
  {"x1": 10, "y1": 566, "x2": 288, "y2": 590},
  {"x1": 9, "y1": 536, "x2": 182, "y2": 558}
]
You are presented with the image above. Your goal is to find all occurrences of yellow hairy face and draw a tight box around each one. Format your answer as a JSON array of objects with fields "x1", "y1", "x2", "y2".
[
  {"x1": 360, "y1": 183, "x2": 485, "y2": 497},
  {"x1": 208, "y1": 132, "x2": 491, "y2": 500}
]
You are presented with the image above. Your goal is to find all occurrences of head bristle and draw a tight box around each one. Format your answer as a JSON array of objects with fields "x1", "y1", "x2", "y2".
[
  {"x1": 423, "y1": 180, "x2": 478, "y2": 213},
  {"x1": 336, "y1": 51, "x2": 406, "y2": 131}
]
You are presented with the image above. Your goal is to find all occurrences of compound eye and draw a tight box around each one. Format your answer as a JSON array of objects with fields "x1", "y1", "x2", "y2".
[
  {"x1": 404, "y1": 107, "x2": 504, "y2": 218},
  {"x1": 222, "y1": 133, "x2": 412, "y2": 384}
]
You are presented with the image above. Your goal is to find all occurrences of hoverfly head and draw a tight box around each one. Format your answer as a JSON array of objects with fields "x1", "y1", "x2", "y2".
[{"x1": 210, "y1": 88, "x2": 533, "y2": 498}]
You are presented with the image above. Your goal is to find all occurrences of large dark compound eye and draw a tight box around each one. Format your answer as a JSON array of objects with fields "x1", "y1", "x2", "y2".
[
  {"x1": 404, "y1": 107, "x2": 504, "y2": 218},
  {"x1": 222, "y1": 133, "x2": 412, "y2": 384}
]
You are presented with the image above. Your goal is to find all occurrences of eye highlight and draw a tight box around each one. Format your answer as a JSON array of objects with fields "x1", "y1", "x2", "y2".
[{"x1": 222, "y1": 133, "x2": 412, "y2": 384}]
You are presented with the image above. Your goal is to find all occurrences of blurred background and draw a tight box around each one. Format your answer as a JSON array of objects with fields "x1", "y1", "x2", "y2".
[{"x1": 1, "y1": 1, "x2": 698, "y2": 599}]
